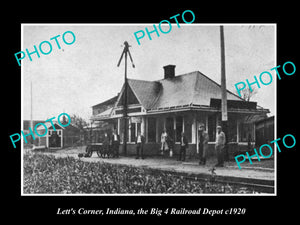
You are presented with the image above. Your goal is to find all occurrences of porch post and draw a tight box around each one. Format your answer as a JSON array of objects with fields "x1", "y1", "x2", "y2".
[
  {"x1": 61, "y1": 130, "x2": 63, "y2": 148},
  {"x1": 46, "y1": 131, "x2": 49, "y2": 148},
  {"x1": 128, "y1": 118, "x2": 131, "y2": 143},
  {"x1": 205, "y1": 114, "x2": 208, "y2": 133},
  {"x1": 117, "y1": 118, "x2": 120, "y2": 135},
  {"x1": 192, "y1": 115, "x2": 196, "y2": 144},
  {"x1": 237, "y1": 119, "x2": 240, "y2": 143},
  {"x1": 141, "y1": 116, "x2": 146, "y2": 136},
  {"x1": 173, "y1": 115, "x2": 176, "y2": 130},
  {"x1": 253, "y1": 122, "x2": 256, "y2": 143},
  {"x1": 173, "y1": 115, "x2": 176, "y2": 142},
  {"x1": 145, "y1": 117, "x2": 148, "y2": 143},
  {"x1": 196, "y1": 119, "x2": 199, "y2": 153},
  {"x1": 156, "y1": 117, "x2": 159, "y2": 142},
  {"x1": 182, "y1": 116, "x2": 185, "y2": 133}
]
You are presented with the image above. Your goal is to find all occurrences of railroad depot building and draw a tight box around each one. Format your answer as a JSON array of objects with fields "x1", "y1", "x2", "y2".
[{"x1": 91, "y1": 65, "x2": 270, "y2": 158}]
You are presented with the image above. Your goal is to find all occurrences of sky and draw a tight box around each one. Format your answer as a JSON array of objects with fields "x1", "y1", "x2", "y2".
[{"x1": 22, "y1": 24, "x2": 275, "y2": 122}]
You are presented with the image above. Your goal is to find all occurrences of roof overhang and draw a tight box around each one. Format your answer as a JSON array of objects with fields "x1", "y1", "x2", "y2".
[
  {"x1": 36, "y1": 121, "x2": 65, "y2": 130},
  {"x1": 146, "y1": 103, "x2": 269, "y2": 115}
]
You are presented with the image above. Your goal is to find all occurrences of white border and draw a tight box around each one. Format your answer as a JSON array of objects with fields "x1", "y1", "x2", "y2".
[
  {"x1": 21, "y1": 24, "x2": 24, "y2": 195},
  {"x1": 21, "y1": 23, "x2": 277, "y2": 196}
]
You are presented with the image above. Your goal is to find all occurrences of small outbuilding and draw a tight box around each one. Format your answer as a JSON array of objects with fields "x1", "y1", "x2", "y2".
[{"x1": 23, "y1": 120, "x2": 81, "y2": 149}]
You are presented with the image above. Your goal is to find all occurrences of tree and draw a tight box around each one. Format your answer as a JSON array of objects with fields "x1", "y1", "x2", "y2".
[
  {"x1": 69, "y1": 114, "x2": 90, "y2": 145},
  {"x1": 69, "y1": 114, "x2": 88, "y2": 130},
  {"x1": 239, "y1": 87, "x2": 258, "y2": 102}
]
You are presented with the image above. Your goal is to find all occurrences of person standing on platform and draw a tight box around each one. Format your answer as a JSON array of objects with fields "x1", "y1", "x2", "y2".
[
  {"x1": 167, "y1": 131, "x2": 175, "y2": 157},
  {"x1": 215, "y1": 125, "x2": 226, "y2": 167},
  {"x1": 160, "y1": 129, "x2": 169, "y2": 156},
  {"x1": 198, "y1": 123, "x2": 209, "y2": 165},
  {"x1": 111, "y1": 129, "x2": 120, "y2": 158},
  {"x1": 135, "y1": 131, "x2": 145, "y2": 159},
  {"x1": 178, "y1": 132, "x2": 188, "y2": 161},
  {"x1": 102, "y1": 132, "x2": 110, "y2": 158}
]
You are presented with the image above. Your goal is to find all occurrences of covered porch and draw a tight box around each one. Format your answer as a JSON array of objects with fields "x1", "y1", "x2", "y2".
[{"x1": 94, "y1": 107, "x2": 266, "y2": 159}]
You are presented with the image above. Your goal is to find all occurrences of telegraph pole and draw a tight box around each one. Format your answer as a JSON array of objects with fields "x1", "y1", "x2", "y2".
[
  {"x1": 117, "y1": 41, "x2": 135, "y2": 156},
  {"x1": 220, "y1": 26, "x2": 228, "y2": 123},
  {"x1": 220, "y1": 25, "x2": 229, "y2": 160},
  {"x1": 30, "y1": 81, "x2": 33, "y2": 146}
]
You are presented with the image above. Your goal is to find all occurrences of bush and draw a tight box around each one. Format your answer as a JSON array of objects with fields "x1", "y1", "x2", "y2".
[{"x1": 23, "y1": 153, "x2": 254, "y2": 194}]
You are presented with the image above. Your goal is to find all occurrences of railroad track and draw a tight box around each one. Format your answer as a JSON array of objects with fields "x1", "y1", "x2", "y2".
[{"x1": 144, "y1": 167, "x2": 275, "y2": 194}]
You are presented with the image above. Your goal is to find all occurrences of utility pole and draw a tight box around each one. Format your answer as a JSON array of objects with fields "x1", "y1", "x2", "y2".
[
  {"x1": 220, "y1": 26, "x2": 228, "y2": 122},
  {"x1": 30, "y1": 81, "x2": 33, "y2": 146},
  {"x1": 117, "y1": 41, "x2": 135, "y2": 156},
  {"x1": 220, "y1": 25, "x2": 229, "y2": 160}
]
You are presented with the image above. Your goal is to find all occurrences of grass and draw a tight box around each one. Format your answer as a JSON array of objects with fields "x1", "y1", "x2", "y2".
[{"x1": 23, "y1": 152, "x2": 260, "y2": 194}]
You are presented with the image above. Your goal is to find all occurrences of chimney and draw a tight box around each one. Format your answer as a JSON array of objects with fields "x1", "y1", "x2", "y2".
[{"x1": 163, "y1": 65, "x2": 176, "y2": 79}]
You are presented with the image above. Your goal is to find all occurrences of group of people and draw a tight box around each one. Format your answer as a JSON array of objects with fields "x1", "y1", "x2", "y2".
[
  {"x1": 99, "y1": 129, "x2": 146, "y2": 159},
  {"x1": 100, "y1": 130, "x2": 121, "y2": 158},
  {"x1": 161, "y1": 124, "x2": 226, "y2": 167},
  {"x1": 198, "y1": 123, "x2": 226, "y2": 167},
  {"x1": 97, "y1": 124, "x2": 226, "y2": 167}
]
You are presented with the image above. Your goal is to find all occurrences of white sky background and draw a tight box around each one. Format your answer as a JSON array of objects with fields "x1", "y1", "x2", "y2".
[{"x1": 22, "y1": 24, "x2": 275, "y2": 122}]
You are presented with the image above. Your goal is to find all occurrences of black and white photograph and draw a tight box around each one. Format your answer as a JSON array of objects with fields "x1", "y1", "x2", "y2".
[
  {"x1": 20, "y1": 24, "x2": 276, "y2": 195},
  {"x1": 4, "y1": 5, "x2": 298, "y2": 222}
]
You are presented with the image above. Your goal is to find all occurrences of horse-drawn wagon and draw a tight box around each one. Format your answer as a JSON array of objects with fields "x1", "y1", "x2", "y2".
[{"x1": 85, "y1": 143, "x2": 112, "y2": 158}]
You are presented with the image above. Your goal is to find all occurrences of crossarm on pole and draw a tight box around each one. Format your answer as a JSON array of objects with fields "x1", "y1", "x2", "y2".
[
  {"x1": 117, "y1": 49, "x2": 125, "y2": 67},
  {"x1": 127, "y1": 49, "x2": 135, "y2": 68}
]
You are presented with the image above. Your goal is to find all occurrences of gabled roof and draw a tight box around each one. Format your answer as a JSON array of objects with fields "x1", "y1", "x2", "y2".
[
  {"x1": 36, "y1": 121, "x2": 65, "y2": 130},
  {"x1": 126, "y1": 71, "x2": 244, "y2": 110},
  {"x1": 92, "y1": 107, "x2": 113, "y2": 120},
  {"x1": 92, "y1": 95, "x2": 118, "y2": 109},
  {"x1": 24, "y1": 120, "x2": 80, "y2": 131},
  {"x1": 92, "y1": 70, "x2": 268, "y2": 119},
  {"x1": 127, "y1": 79, "x2": 161, "y2": 109}
]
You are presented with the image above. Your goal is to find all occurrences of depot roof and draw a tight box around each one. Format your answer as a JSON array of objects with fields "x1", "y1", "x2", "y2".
[
  {"x1": 92, "y1": 70, "x2": 269, "y2": 120},
  {"x1": 126, "y1": 71, "x2": 244, "y2": 110}
]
